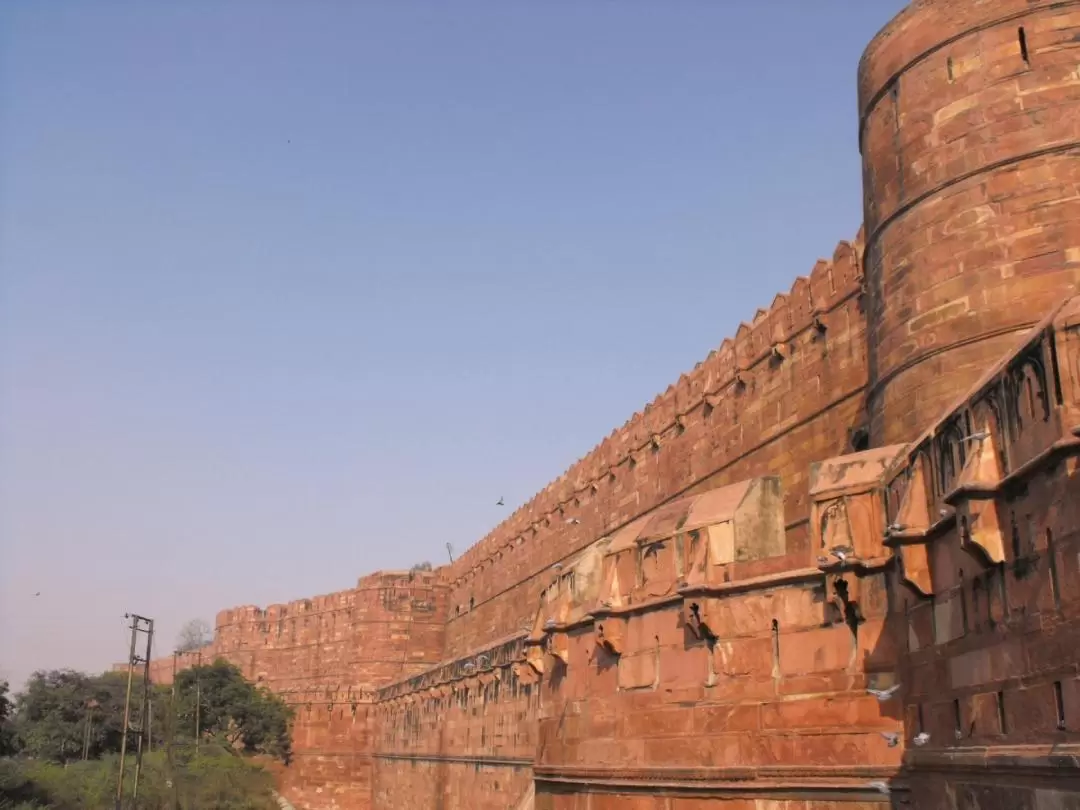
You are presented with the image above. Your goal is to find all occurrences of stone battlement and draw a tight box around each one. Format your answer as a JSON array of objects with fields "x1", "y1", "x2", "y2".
[{"x1": 448, "y1": 233, "x2": 865, "y2": 583}]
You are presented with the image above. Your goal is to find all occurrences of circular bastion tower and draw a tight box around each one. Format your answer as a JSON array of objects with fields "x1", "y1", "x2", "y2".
[{"x1": 859, "y1": 0, "x2": 1080, "y2": 446}]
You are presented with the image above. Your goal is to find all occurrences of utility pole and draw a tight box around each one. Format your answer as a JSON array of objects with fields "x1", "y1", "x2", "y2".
[
  {"x1": 132, "y1": 615, "x2": 154, "y2": 804},
  {"x1": 195, "y1": 649, "x2": 202, "y2": 756},
  {"x1": 165, "y1": 651, "x2": 179, "y2": 810},
  {"x1": 82, "y1": 699, "x2": 98, "y2": 761},
  {"x1": 115, "y1": 613, "x2": 153, "y2": 810}
]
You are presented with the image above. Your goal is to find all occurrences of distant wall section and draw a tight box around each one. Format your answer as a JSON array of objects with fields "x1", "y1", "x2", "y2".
[
  {"x1": 142, "y1": 570, "x2": 449, "y2": 810},
  {"x1": 213, "y1": 570, "x2": 448, "y2": 694}
]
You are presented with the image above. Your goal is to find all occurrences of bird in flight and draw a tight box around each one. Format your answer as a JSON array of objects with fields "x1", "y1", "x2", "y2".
[
  {"x1": 496, "y1": 497, "x2": 504, "y2": 506},
  {"x1": 913, "y1": 732, "x2": 930, "y2": 746}
]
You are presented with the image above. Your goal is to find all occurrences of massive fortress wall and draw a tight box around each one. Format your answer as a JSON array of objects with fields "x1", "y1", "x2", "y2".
[
  {"x1": 136, "y1": 1, "x2": 1080, "y2": 808},
  {"x1": 141, "y1": 233, "x2": 870, "y2": 808}
]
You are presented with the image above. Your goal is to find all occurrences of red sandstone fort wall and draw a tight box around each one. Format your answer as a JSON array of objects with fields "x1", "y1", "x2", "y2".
[
  {"x1": 361, "y1": 237, "x2": 870, "y2": 810},
  {"x1": 212, "y1": 570, "x2": 448, "y2": 693},
  {"x1": 441, "y1": 236, "x2": 868, "y2": 661},
  {"x1": 127, "y1": 2, "x2": 1080, "y2": 808}
]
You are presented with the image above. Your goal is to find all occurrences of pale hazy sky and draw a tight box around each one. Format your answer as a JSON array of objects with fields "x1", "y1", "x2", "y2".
[{"x1": 0, "y1": 0, "x2": 906, "y2": 689}]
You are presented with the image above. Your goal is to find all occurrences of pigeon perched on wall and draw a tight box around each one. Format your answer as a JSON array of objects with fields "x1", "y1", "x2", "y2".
[{"x1": 867, "y1": 684, "x2": 902, "y2": 701}]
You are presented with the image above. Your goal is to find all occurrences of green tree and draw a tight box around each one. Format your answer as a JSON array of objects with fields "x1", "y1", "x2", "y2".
[
  {"x1": 9, "y1": 669, "x2": 166, "y2": 763},
  {"x1": 174, "y1": 660, "x2": 292, "y2": 763},
  {"x1": 0, "y1": 680, "x2": 15, "y2": 756}
]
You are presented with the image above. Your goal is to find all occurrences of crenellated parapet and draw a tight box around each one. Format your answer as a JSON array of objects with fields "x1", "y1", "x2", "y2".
[
  {"x1": 442, "y1": 235, "x2": 873, "y2": 661},
  {"x1": 446, "y1": 234, "x2": 866, "y2": 586}
]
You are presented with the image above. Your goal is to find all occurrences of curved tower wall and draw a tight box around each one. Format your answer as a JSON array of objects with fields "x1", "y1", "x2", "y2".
[{"x1": 859, "y1": 0, "x2": 1080, "y2": 446}]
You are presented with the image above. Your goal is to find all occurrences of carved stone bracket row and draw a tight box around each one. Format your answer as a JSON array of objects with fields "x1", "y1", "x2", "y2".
[{"x1": 881, "y1": 301, "x2": 1080, "y2": 597}]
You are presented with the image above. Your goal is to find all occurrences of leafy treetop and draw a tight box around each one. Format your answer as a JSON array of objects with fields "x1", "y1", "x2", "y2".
[{"x1": 174, "y1": 660, "x2": 292, "y2": 763}]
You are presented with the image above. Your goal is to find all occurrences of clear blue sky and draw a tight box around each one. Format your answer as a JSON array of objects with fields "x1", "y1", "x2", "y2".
[{"x1": 0, "y1": 0, "x2": 905, "y2": 688}]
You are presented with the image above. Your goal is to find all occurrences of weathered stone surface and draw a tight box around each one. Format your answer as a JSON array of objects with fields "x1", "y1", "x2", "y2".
[{"x1": 859, "y1": 0, "x2": 1080, "y2": 446}]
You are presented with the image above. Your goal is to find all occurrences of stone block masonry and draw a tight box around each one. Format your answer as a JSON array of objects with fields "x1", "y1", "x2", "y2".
[
  {"x1": 859, "y1": 0, "x2": 1080, "y2": 446},
  {"x1": 132, "y1": 1, "x2": 1080, "y2": 808}
]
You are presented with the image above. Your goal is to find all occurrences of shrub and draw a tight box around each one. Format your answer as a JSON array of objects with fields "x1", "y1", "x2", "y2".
[{"x1": 0, "y1": 747, "x2": 277, "y2": 810}]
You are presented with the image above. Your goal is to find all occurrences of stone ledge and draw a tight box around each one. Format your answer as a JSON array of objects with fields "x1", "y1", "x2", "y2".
[
  {"x1": 533, "y1": 763, "x2": 901, "y2": 786},
  {"x1": 535, "y1": 764, "x2": 906, "y2": 802},
  {"x1": 372, "y1": 753, "x2": 533, "y2": 768},
  {"x1": 905, "y1": 743, "x2": 1080, "y2": 779}
]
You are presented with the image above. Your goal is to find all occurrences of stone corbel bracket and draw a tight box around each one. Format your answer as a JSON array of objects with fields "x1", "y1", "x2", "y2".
[
  {"x1": 523, "y1": 632, "x2": 546, "y2": 675},
  {"x1": 589, "y1": 609, "x2": 626, "y2": 656},
  {"x1": 512, "y1": 659, "x2": 542, "y2": 685},
  {"x1": 809, "y1": 444, "x2": 908, "y2": 569},
  {"x1": 542, "y1": 623, "x2": 569, "y2": 666}
]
